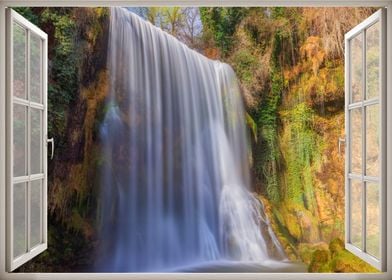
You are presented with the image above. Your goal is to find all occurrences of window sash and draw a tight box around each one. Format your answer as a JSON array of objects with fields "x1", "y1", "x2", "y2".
[
  {"x1": 344, "y1": 8, "x2": 387, "y2": 271},
  {"x1": 6, "y1": 8, "x2": 48, "y2": 272}
]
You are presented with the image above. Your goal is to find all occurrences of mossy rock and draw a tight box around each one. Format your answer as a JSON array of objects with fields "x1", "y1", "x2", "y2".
[
  {"x1": 284, "y1": 212, "x2": 302, "y2": 241},
  {"x1": 305, "y1": 238, "x2": 379, "y2": 273},
  {"x1": 330, "y1": 249, "x2": 379, "y2": 273},
  {"x1": 329, "y1": 237, "x2": 344, "y2": 256},
  {"x1": 298, "y1": 242, "x2": 328, "y2": 265},
  {"x1": 279, "y1": 202, "x2": 320, "y2": 243},
  {"x1": 308, "y1": 249, "x2": 331, "y2": 272}
]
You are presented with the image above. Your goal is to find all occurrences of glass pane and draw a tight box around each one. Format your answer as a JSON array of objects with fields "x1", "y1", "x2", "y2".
[
  {"x1": 30, "y1": 180, "x2": 42, "y2": 248},
  {"x1": 13, "y1": 23, "x2": 26, "y2": 99},
  {"x1": 366, "y1": 22, "x2": 380, "y2": 100},
  {"x1": 350, "y1": 180, "x2": 362, "y2": 249},
  {"x1": 350, "y1": 108, "x2": 362, "y2": 174},
  {"x1": 30, "y1": 34, "x2": 42, "y2": 103},
  {"x1": 366, "y1": 104, "x2": 380, "y2": 176},
  {"x1": 13, "y1": 104, "x2": 27, "y2": 177},
  {"x1": 351, "y1": 33, "x2": 363, "y2": 103},
  {"x1": 366, "y1": 182, "x2": 380, "y2": 259},
  {"x1": 13, "y1": 182, "x2": 26, "y2": 258},
  {"x1": 31, "y1": 108, "x2": 42, "y2": 174}
]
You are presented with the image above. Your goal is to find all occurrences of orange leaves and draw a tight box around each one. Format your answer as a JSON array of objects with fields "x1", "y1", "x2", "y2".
[
  {"x1": 302, "y1": 7, "x2": 376, "y2": 59},
  {"x1": 204, "y1": 47, "x2": 221, "y2": 59},
  {"x1": 300, "y1": 36, "x2": 325, "y2": 76}
]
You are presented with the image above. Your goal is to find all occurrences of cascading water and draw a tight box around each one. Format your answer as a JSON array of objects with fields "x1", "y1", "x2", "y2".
[{"x1": 96, "y1": 7, "x2": 286, "y2": 272}]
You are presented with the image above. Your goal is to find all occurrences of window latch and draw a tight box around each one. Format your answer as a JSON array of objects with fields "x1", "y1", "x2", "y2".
[
  {"x1": 47, "y1": 137, "x2": 54, "y2": 160},
  {"x1": 338, "y1": 137, "x2": 346, "y2": 155}
]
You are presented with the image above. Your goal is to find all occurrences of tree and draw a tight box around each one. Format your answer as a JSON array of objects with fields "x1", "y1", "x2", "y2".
[{"x1": 143, "y1": 7, "x2": 203, "y2": 49}]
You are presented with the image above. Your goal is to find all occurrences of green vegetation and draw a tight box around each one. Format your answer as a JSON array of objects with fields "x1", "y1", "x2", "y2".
[
  {"x1": 14, "y1": 7, "x2": 110, "y2": 272},
  {"x1": 15, "y1": 8, "x2": 78, "y2": 147},
  {"x1": 200, "y1": 8, "x2": 248, "y2": 54},
  {"x1": 308, "y1": 238, "x2": 379, "y2": 273},
  {"x1": 200, "y1": 6, "x2": 377, "y2": 272}
]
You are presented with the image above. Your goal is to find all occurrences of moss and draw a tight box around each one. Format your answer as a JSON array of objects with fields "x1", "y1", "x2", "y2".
[
  {"x1": 255, "y1": 67, "x2": 283, "y2": 203},
  {"x1": 298, "y1": 242, "x2": 328, "y2": 265},
  {"x1": 303, "y1": 238, "x2": 379, "y2": 273},
  {"x1": 280, "y1": 103, "x2": 320, "y2": 210},
  {"x1": 309, "y1": 249, "x2": 331, "y2": 272},
  {"x1": 231, "y1": 49, "x2": 258, "y2": 85},
  {"x1": 272, "y1": 207, "x2": 298, "y2": 246},
  {"x1": 259, "y1": 195, "x2": 298, "y2": 260},
  {"x1": 329, "y1": 237, "x2": 344, "y2": 256},
  {"x1": 245, "y1": 112, "x2": 258, "y2": 142},
  {"x1": 331, "y1": 249, "x2": 379, "y2": 273}
]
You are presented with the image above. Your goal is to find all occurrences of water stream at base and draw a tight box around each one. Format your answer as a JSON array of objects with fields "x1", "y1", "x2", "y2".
[{"x1": 96, "y1": 7, "x2": 288, "y2": 272}]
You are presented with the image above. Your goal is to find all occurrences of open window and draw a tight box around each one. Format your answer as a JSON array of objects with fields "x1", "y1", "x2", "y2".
[
  {"x1": 344, "y1": 8, "x2": 387, "y2": 271},
  {"x1": 6, "y1": 9, "x2": 48, "y2": 271}
]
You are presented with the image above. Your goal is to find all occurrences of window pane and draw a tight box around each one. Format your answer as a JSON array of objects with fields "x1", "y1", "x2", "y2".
[
  {"x1": 31, "y1": 108, "x2": 42, "y2": 174},
  {"x1": 366, "y1": 22, "x2": 380, "y2": 100},
  {"x1": 350, "y1": 108, "x2": 362, "y2": 174},
  {"x1": 366, "y1": 182, "x2": 380, "y2": 259},
  {"x1": 30, "y1": 180, "x2": 42, "y2": 248},
  {"x1": 350, "y1": 180, "x2": 362, "y2": 249},
  {"x1": 13, "y1": 23, "x2": 26, "y2": 99},
  {"x1": 30, "y1": 34, "x2": 42, "y2": 103},
  {"x1": 351, "y1": 33, "x2": 363, "y2": 103},
  {"x1": 366, "y1": 104, "x2": 379, "y2": 176},
  {"x1": 14, "y1": 182, "x2": 26, "y2": 258},
  {"x1": 13, "y1": 104, "x2": 27, "y2": 177}
]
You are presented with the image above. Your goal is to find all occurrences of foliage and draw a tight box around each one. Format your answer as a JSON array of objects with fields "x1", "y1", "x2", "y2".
[
  {"x1": 200, "y1": 7, "x2": 248, "y2": 54},
  {"x1": 200, "y1": 6, "x2": 376, "y2": 272},
  {"x1": 245, "y1": 112, "x2": 258, "y2": 142},
  {"x1": 13, "y1": 7, "x2": 110, "y2": 272},
  {"x1": 280, "y1": 103, "x2": 320, "y2": 206},
  {"x1": 14, "y1": 7, "x2": 79, "y2": 149},
  {"x1": 231, "y1": 49, "x2": 258, "y2": 85},
  {"x1": 142, "y1": 7, "x2": 203, "y2": 49},
  {"x1": 307, "y1": 238, "x2": 379, "y2": 272}
]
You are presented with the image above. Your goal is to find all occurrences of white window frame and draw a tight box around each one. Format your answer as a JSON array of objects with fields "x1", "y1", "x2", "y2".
[
  {"x1": 344, "y1": 9, "x2": 387, "y2": 271},
  {"x1": 6, "y1": 9, "x2": 48, "y2": 272},
  {"x1": 0, "y1": 1, "x2": 391, "y2": 280}
]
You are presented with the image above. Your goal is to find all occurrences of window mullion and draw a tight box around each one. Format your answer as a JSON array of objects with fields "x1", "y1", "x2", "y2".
[
  {"x1": 346, "y1": 39, "x2": 352, "y2": 245},
  {"x1": 361, "y1": 29, "x2": 366, "y2": 253},
  {"x1": 26, "y1": 29, "x2": 31, "y2": 253}
]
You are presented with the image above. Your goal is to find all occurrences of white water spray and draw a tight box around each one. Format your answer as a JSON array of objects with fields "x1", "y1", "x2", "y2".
[{"x1": 96, "y1": 7, "x2": 285, "y2": 272}]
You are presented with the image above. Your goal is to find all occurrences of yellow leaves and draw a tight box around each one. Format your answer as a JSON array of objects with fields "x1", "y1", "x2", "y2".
[
  {"x1": 282, "y1": 65, "x2": 344, "y2": 112},
  {"x1": 49, "y1": 70, "x2": 109, "y2": 234},
  {"x1": 82, "y1": 70, "x2": 109, "y2": 157},
  {"x1": 300, "y1": 36, "x2": 325, "y2": 76}
]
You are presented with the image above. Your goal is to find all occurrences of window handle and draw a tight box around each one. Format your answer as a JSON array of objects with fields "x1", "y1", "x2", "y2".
[
  {"x1": 47, "y1": 137, "x2": 54, "y2": 160},
  {"x1": 338, "y1": 137, "x2": 346, "y2": 155}
]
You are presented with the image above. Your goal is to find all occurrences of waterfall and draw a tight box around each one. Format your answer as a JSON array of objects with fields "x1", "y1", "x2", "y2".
[{"x1": 96, "y1": 7, "x2": 285, "y2": 272}]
